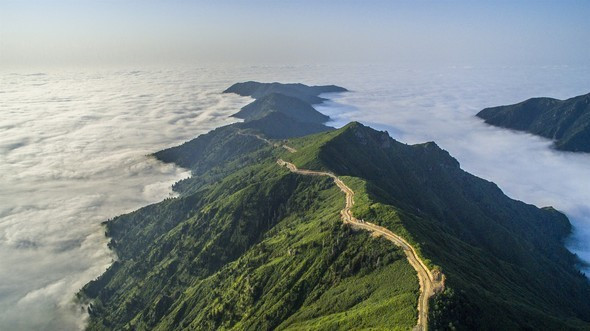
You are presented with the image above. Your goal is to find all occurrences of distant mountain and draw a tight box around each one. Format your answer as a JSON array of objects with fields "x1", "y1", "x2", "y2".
[
  {"x1": 232, "y1": 93, "x2": 329, "y2": 124},
  {"x1": 154, "y1": 95, "x2": 333, "y2": 171},
  {"x1": 81, "y1": 83, "x2": 590, "y2": 330},
  {"x1": 154, "y1": 111, "x2": 331, "y2": 172},
  {"x1": 155, "y1": 86, "x2": 337, "y2": 171},
  {"x1": 224, "y1": 81, "x2": 348, "y2": 104},
  {"x1": 477, "y1": 92, "x2": 590, "y2": 152}
]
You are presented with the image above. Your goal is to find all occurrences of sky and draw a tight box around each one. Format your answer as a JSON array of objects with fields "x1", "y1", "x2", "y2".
[{"x1": 1, "y1": 0, "x2": 590, "y2": 68}]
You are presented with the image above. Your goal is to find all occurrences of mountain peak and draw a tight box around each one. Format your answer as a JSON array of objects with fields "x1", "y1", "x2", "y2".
[
  {"x1": 342, "y1": 121, "x2": 364, "y2": 129},
  {"x1": 338, "y1": 121, "x2": 394, "y2": 148},
  {"x1": 286, "y1": 121, "x2": 460, "y2": 181}
]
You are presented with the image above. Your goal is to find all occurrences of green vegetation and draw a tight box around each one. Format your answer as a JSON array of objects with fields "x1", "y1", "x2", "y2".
[
  {"x1": 82, "y1": 83, "x2": 590, "y2": 330},
  {"x1": 82, "y1": 154, "x2": 419, "y2": 330},
  {"x1": 154, "y1": 125, "x2": 267, "y2": 172},
  {"x1": 477, "y1": 92, "x2": 590, "y2": 152}
]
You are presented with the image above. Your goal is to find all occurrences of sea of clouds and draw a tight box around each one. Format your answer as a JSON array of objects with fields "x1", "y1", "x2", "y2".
[
  {"x1": 0, "y1": 68, "x2": 251, "y2": 330},
  {"x1": 1, "y1": 64, "x2": 589, "y2": 330}
]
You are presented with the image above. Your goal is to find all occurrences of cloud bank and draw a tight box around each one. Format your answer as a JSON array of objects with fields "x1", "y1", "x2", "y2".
[{"x1": 0, "y1": 68, "x2": 250, "y2": 330}]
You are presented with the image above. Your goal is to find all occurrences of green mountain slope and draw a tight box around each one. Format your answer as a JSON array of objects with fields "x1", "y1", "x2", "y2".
[
  {"x1": 82, "y1": 145, "x2": 420, "y2": 330},
  {"x1": 232, "y1": 93, "x2": 330, "y2": 124},
  {"x1": 477, "y1": 92, "x2": 590, "y2": 152},
  {"x1": 285, "y1": 122, "x2": 590, "y2": 330},
  {"x1": 81, "y1": 83, "x2": 590, "y2": 331},
  {"x1": 223, "y1": 81, "x2": 347, "y2": 104}
]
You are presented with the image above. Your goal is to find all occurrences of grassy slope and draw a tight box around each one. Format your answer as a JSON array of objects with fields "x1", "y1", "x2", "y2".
[
  {"x1": 151, "y1": 177, "x2": 418, "y2": 331},
  {"x1": 285, "y1": 122, "x2": 590, "y2": 330}
]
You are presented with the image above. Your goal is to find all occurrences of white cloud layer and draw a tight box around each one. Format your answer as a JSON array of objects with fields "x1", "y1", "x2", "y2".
[
  {"x1": 1, "y1": 64, "x2": 589, "y2": 330},
  {"x1": 0, "y1": 68, "x2": 250, "y2": 330}
]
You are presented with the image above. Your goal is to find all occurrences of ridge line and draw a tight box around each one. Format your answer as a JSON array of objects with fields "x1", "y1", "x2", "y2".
[
  {"x1": 276, "y1": 158, "x2": 445, "y2": 331},
  {"x1": 239, "y1": 130, "x2": 444, "y2": 330}
]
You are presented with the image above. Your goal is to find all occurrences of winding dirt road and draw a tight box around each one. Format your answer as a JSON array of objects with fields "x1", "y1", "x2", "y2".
[
  {"x1": 238, "y1": 130, "x2": 444, "y2": 330},
  {"x1": 277, "y1": 158, "x2": 444, "y2": 331}
]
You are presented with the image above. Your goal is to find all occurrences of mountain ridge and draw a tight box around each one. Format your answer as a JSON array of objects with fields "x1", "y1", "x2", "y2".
[{"x1": 81, "y1": 82, "x2": 590, "y2": 331}]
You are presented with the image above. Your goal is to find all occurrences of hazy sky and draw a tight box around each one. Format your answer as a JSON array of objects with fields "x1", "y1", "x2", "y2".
[{"x1": 1, "y1": 0, "x2": 589, "y2": 68}]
